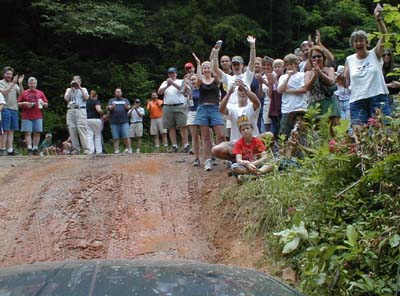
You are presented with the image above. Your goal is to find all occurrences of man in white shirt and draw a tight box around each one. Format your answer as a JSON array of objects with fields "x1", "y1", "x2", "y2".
[
  {"x1": 128, "y1": 99, "x2": 145, "y2": 153},
  {"x1": 212, "y1": 81, "x2": 261, "y2": 161},
  {"x1": 158, "y1": 67, "x2": 189, "y2": 153},
  {"x1": 64, "y1": 75, "x2": 90, "y2": 154}
]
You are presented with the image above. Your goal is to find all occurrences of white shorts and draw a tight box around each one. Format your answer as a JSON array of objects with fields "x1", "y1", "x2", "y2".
[
  {"x1": 263, "y1": 99, "x2": 271, "y2": 124},
  {"x1": 186, "y1": 111, "x2": 197, "y2": 126},
  {"x1": 129, "y1": 122, "x2": 143, "y2": 138},
  {"x1": 150, "y1": 118, "x2": 167, "y2": 135}
]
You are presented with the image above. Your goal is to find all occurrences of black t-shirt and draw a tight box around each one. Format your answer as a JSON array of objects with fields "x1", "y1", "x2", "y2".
[
  {"x1": 87, "y1": 99, "x2": 101, "y2": 119},
  {"x1": 199, "y1": 80, "x2": 220, "y2": 104}
]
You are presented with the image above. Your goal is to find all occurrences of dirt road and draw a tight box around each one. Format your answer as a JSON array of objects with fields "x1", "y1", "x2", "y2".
[{"x1": 0, "y1": 154, "x2": 233, "y2": 267}]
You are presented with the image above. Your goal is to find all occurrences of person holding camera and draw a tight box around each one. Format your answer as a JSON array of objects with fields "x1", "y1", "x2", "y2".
[
  {"x1": 128, "y1": 99, "x2": 145, "y2": 153},
  {"x1": 17, "y1": 77, "x2": 48, "y2": 155},
  {"x1": 0, "y1": 66, "x2": 24, "y2": 156},
  {"x1": 64, "y1": 75, "x2": 90, "y2": 155}
]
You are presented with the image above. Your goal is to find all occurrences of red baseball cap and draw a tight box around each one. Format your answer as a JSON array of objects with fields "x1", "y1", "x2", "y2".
[{"x1": 184, "y1": 62, "x2": 194, "y2": 69}]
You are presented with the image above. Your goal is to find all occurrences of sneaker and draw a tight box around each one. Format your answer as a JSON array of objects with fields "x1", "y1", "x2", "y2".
[
  {"x1": 32, "y1": 149, "x2": 39, "y2": 156},
  {"x1": 123, "y1": 148, "x2": 132, "y2": 154},
  {"x1": 172, "y1": 145, "x2": 178, "y2": 153},
  {"x1": 204, "y1": 159, "x2": 212, "y2": 171},
  {"x1": 183, "y1": 144, "x2": 190, "y2": 153},
  {"x1": 7, "y1": 151, "x2": 16, "y2": 156},
  {"x1": 136, "y1": 148, "x2": 140, "y2": 153},
  {"x1": 0, "y1": 149, "x2": 6, "y2": 156},
  {"x1": 114, "y1": 149, "x2": 120, "y2": 154},
  {"x1": 27, "y1": 149, "x2": 33, "y2": 156},
  {"x1": 193, "y1": 158, "x2": 200, "y2": 167},
  {"x1": 211, "y1": 157, "x2": 218, "y2": 166}
]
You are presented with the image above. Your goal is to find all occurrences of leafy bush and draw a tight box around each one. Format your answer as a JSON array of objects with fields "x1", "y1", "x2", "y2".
[{"x1": 228, "y1": 108, "x2": 400, "y2": 295}]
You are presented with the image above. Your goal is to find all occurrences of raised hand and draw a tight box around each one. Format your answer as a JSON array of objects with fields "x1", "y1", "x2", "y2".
[
  {"x1": 247, "y1": 35, "x2": 256, "y2": 45},
  {"x1": 374, "y1": 3, "x2": 383, "y2": 18},
  {"x1": 18, "y1": 74, "x2": 24, "y2": 84},
  {"x1": 315, "y1": 30, "x2": 321, "y2": 44},
  {"x1": 192, "y1": 52, "x2": 201, "y2": 65}
]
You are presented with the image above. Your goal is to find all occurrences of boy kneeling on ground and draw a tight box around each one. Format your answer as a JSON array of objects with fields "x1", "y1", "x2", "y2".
[{"x1": 231, "y1": 116, "x2": 273, "y2": 181}]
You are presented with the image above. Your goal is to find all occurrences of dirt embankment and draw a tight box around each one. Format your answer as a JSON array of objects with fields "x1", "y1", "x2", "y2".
[{"x1": 0, "y1": 154, "x2": 266, "y2": 271}]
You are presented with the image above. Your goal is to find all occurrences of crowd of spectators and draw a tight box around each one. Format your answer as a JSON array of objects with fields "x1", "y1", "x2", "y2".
[{"x1": 0, "y1": 4, "x2": 398, "y2": 181}]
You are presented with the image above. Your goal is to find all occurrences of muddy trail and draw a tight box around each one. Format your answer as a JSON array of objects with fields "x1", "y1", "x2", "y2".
[{"x1": 0, "y1": 154, "x2": 264, "y2": 270}]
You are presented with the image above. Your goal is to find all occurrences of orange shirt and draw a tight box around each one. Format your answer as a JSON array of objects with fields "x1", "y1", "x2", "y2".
[{"x1": 147, "y1": 99, "x2": 163, "y2": 119}]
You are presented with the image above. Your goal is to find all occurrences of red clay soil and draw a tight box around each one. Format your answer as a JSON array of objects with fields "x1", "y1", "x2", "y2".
[{"x1": 0, "y1": 153, "x2": 266, "y2": 270}]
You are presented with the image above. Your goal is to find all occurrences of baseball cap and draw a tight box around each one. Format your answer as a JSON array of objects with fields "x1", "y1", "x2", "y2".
[
  {"x1": 184, "y1": 62, "x2": 194, "y2": 69},
  {"x1": 231, "y1": 56, "x2": 244, "y2": 64},
  {"x1": 167, "y1": 67, "x2": 177, "y2": 73},
  {"x1": 135, "y1": 99, "x2": 141, "y2": 103}
]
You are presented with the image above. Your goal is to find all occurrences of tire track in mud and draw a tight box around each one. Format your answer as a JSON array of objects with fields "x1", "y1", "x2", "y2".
[
  {"x1": 0, "y1": 155, "x2": 220, "y2": 267},
  {"x1": 58, "y1": 172, "x2": 124, "y2": 260}
]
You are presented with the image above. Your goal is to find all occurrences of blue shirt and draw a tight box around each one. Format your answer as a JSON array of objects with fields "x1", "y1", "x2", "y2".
[{"x1": 108, "y1": 97, "x2": 130, "y2": 124}]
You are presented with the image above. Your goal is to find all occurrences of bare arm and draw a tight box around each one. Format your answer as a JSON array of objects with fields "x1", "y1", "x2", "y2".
[
  {"x1": 95, "y1": 104, "x2": 103, "y2": 115},
  {"x1": 247, "y1": 35, "x2": 256, "y2": 73},
  {"x1": 315, "y1": 30, "x2": 335, "y2": 66},
  {"x1": 212, "y1": 46, "x2": 224, "y2": 81},
  {"x1": 246, "y1": 87, "x2": 260, "y2": 110},
  {"x1": 374, "y1": 3, "x2": 387, "y2": 58},
  {"x1": 277, "y1": 73, "x2": 291, "y2": 94},
  {"x1": 158, "y1": 81, "x2": 170, "y2": 95},
  {"x1": 219, "y1": 85, "x2": 234, "y2": 115}
]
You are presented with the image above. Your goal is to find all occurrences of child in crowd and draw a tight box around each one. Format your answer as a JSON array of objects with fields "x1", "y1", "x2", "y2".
[
  {"x1": 39, "y1": 133, "x2": 57, "y2": 155},
  {"x1": 231, "y1": 116, "x2": 273, "y2": 182}
]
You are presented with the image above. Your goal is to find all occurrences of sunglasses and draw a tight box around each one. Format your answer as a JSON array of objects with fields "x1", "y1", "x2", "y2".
[
  {"x1": 311, "y1": 55, "x2": 322, "y2": 59},
  {"x1": 383, "y1": 54, "x2": 391, "y2": 57}
]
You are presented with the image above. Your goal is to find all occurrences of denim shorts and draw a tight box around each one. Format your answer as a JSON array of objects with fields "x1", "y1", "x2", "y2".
[
  {"x1": 110, "y1": 122, "x2": 129, "y2": 139},
  {"x1": 350, "y1": 94, "x2": 391, "y2": 125},
  {"x1": 1, "y1": 108, "x2": 19, "y2": 131},
  {"x1": 21, "y1": 118, "x2": 43, "y2": 132},
  {"x1": 194, "y1": 104, "x2": 224, "y2": 126}
]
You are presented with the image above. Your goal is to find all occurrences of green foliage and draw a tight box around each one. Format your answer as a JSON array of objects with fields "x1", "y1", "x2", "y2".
[
  {"x1": 32, "y1": 0, "x2": 156, "y2": 44},
  {"x1": 228, "y1": 106, "x2": 400, "y2": 295}
]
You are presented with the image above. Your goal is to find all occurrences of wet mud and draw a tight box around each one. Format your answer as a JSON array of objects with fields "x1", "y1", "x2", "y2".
[{"x1": 0, "y1": 154, "x2": 221, "y2": 267}]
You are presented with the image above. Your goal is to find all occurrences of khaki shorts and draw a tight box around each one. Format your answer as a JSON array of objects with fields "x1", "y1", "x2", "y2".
[
  {"x1": 150, "y1": 118, "x2": 167, "y2": 135},
  {"x1": 162, "y1": 105, "x2": 187, "y2": 129},
  {"x1": 129, "y1": 122, "x2": 143, "y2": 138}
]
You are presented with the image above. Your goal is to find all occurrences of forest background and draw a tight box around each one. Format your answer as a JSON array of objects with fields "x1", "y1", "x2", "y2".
[{"x1": 0, "y1": 0, "x2": 399, "y2": 139}]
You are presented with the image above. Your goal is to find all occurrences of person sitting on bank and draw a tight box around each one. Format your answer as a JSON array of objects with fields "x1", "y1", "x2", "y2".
[
  {"x1": 39, "y1": 133, "x2": 57, "y2": 155},
  {"x1": 231, "y1": 116, "x2": 273, "y2": 180}
]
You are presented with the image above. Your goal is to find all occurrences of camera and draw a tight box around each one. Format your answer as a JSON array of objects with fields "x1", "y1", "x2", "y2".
[{"x1": 71, "y1": 80, "x2": 78, "y2": 87}]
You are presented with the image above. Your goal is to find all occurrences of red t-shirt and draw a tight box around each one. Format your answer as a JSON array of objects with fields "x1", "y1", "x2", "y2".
[
  {"x1": 17, "y1": 89, "x2": 48, "y2": 120},
  {"x1": 232, "y1": 136, "x2": 266, "y2": 162}
]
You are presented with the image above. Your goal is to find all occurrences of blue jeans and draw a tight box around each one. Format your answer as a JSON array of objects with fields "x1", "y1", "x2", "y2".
[
  {"x1": 339, "y1": 99, "x2": 350, "y2": 120},
  {"x1": 110, "y1": 122, "x2": 129, "y2": 139},
  {"x1": 194, "y1": 104, "x2": 224, "y2": 126},
  {"x1": 21, "y1": 119, "x2": 43, "y2": 132},
  {"x1": 1, "y1": 108, "x2": 19, "y2": 131},
  {"x1": 350, "y1": 94, "x2": 391, "y2": 125}
]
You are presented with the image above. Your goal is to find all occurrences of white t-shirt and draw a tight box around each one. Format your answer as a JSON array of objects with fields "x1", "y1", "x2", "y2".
[
  {"x1": 0, "y1": 79, "x2": 20, "y2": 110},
  {"x1": 346, "y1": 49, "x2": 388, "y2": 103},
  {"x1": 159, "y1": 79, "x2": 186, "y2": 105},
  {"x1": 65, "y1": 87, "x2": 89, "y2": 108},
  {"x1": 129, "y1": 107, "x2": 145, "y2": 123},
  {"x1": 278, "y1": 72, "x2": 308, "y2": 114},
  {"x1": 222, "y1": 69, "x2": 254, "y2": 106},
  {"x1": 228, "y1": 103, "x2": 260, "y2": 142}
]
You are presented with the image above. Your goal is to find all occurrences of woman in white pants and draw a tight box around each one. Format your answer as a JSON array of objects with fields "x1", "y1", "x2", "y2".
[{"x1": 86, "y1": 90, "x2": 103, "y2": 154}]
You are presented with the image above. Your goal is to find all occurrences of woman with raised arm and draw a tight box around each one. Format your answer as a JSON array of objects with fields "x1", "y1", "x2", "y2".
[
  {"x1": 304, "y1": 45, "x2": 340, "y2": 136},
  {"x1": 192, "y1": 52, "x2": 225, "y2": 171},
  {"x1": 344, "y1": 3, "x2": 391, "y2": 131}
]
